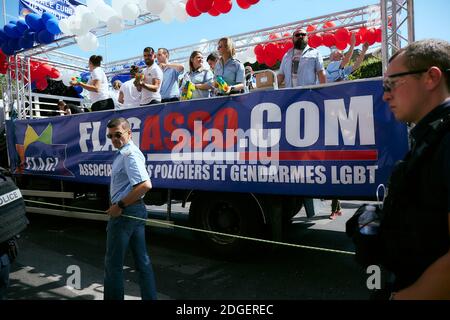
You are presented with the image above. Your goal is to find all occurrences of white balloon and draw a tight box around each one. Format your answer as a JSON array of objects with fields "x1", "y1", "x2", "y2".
[
  {"x1": 58, "y1": 18, "x2": 72, "y2": 35},
  {"x1": 82, "y1": 11, "x2": 99, "y2": 30},
  {"x1": 106, "y1": 15, "x2": 124, "y2": 33},
  {"x1": 138, "y1": 0, "x2": 149, "y2": 13},
  {"x1": 68, "y1": 15, "x2": 90, "y2": 36},
  {"x1": 111, "y1": 0, "x2": 126, "y2": 14},
  {"x1": 76, "y1": 32, "x2": 99, "y2": 52},
  {"x1": 146, "y1": 0, "x2": 166, "y2": 15},
  {"x1": 122, "y1": 3, "x2": 140, "y2": 20},
  {"x1": 61, "y1": 70, "x2": 72, "y2": 87},
  {"x1": 159, "y1": 2, "x2": 174, "y2": 24},
  {"x1": 96, "y1": 3, "x2": 117, "y2": 22},
  {"x1": 174, "y1": 2, "x2": 188, "y2": 22},
  {"x1": 86, "y1": 0, "x2": 103, "y2": 12},
  {"x1": 74, "y1": 4, "x2": 89, "y2": 17}
]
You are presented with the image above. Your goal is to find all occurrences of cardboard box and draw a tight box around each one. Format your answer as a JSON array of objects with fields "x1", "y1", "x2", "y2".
[{"x1": 255, "y1": 71, "x2": 275, "y2": 89}]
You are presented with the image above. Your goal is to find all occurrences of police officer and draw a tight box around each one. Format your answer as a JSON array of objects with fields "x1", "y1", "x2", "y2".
[
  {"x1": 380, "y1": 39, "x2": 450, "y2": 299},
  {"x1": 104, "y1": 118, "x2": 157, "y2": 300},
  {"x1": 0, "y1": 171, "x2": 27, "y2": 300}
]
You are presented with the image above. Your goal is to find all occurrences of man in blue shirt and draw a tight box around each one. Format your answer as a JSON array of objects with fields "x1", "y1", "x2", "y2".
[
  {"x1": 278, "y1": 27, "x2": 327, "y2": 88},
  {"x1": 104, "y1": 117, "x2": 157, "y2": 300},
  {"x1": 157, "y1": 48, "x2": 184, "y2": 103}
]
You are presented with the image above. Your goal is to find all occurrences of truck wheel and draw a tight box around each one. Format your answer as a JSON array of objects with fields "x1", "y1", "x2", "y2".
[{"x1": 190, "y1": 193, "x2": 265, "y2": 257}]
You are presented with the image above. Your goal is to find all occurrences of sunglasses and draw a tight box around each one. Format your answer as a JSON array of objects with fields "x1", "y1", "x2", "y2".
[
  {"x1": 382, "y1": 69, "x2": 428, "y2": 92},
  {"x1": 107, "y1": 131, "x2": 127, "y2": 139},
  {"x1": 294, "y1": 32, "x2": 307, "y2": 37}
]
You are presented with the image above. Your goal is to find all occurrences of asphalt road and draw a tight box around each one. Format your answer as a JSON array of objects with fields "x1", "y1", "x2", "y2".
[{"x1": 7, "y1": 200, "x2": 374, "y2": 300}]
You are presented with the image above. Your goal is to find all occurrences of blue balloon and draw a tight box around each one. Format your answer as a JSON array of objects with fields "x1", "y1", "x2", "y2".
[
  {"x1": 19, "y1": 37, "x2": 34, "y2": 49},
  {"x1": 74, "y1": 85, "x2": 83, "y2": 94},
  {"x1": 25, "y1": 13, "x2": 45, "y2": 32},
  {"x1": 31, "y1": 82, "x2": 37, "y2": 90},
  {"x1": 45, "y1": 19, "x2": 61, "y2": 35},
  {"x1": 1, "y1": 43, "x2": 15, "y2": 56},
  {"x1": 4, "y1": 24, "x2": 21, "y2": 39},
  {"x1": 23, "y1": 29, "x2": 35, "y2": 41},
  {"x1": 42, "y1": 12, "x2": 56, "y2": 22},
  {"x1": 16, "y1": 19, "x2": 29, "y2": 33},
  {"x1": 0, "y1": 30, "x2": 8, "y2": 41},
  {"x1": 8, "y1": 38, "x2": 22, "y2": 51},
  {"x1": 37, "y1": 29, "x2": 55, "y2": 44}
]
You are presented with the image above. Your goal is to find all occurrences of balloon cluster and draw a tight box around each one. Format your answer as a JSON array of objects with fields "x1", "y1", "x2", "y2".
[
  {"x1": 0, "y1": 50, "x2": 61, "y2": 91},
  {"x1": 0, "y1": 12, "x2": 61, "y2": 56},
  {"x1": 306, "y1": 23, "x2": 382, "y2": 50},
  {"x1": 58, "y1": 0, "x2": 192, "y2": 51},
  {"x1": 253, "y1": 22, "x2": 382, "y2": 67},
  {"x1": 253, "y1": 33, "x2": 293, "y2": 67},
  {"x1": 185, "y1": 0, "x2": 260, "y2": 18}
]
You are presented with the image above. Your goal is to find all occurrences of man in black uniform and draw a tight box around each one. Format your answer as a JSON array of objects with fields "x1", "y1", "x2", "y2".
[{"x1": 380, "y1": 39, "x2": 450, "y2": 299}]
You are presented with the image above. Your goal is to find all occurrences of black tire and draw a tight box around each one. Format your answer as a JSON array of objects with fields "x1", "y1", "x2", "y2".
[{"x1": 190, "y1": 192, "x2": 265, "y2": 257}]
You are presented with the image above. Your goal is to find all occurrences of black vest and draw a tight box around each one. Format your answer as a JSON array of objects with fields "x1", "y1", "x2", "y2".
[{"x1": 380, "y1": 103, "x2": 450, "y2": 289}]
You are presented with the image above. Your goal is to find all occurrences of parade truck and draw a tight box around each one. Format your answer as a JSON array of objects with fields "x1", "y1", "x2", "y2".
[
  {"x1": 0, "y1": 0, "x2": 414, "y2": 254},
  {"x1": 3, "y1": 79, "x2": 409, "y2": 254}
]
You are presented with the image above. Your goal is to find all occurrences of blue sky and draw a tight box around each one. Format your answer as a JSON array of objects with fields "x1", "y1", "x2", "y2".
[{"x1": 2, "y1": 0, "x2": 450, "y2": 63}]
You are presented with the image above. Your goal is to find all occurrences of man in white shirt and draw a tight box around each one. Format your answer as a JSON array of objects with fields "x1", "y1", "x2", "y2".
[
  {"x1": 135, "y1": 47, "x2": 163, "y2": 106},
  {"x1": 119, "y1": 65, "x2": 142, "y2": 109}
]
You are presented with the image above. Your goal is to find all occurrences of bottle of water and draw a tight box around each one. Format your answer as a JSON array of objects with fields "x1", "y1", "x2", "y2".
[{"x1": 358, "y1": 205, "x2": 380, "y2": 235}]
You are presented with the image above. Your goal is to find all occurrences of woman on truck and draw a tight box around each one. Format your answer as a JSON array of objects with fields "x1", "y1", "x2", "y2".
[{"x1": 71, "y1": 55, "x2": 115, "y2": 112}]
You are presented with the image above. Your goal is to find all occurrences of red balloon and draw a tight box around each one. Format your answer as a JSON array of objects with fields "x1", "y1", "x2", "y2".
[
  {"x1": 354, "y1": 32, "x2": 362, "y2": 46},
  {"x1": 193, "y1": 0, "x2": 214, "y2": 13},
  {"x1": 275, "y1": 45, "x2": 285, "y2": 61},
  {"x1": 322, "y1": 21, "x2": 336, "y2": 30},
  {"x1": 35, "y1": 78, "x2": 48, "y2": 91},
  {"x1": 208, "y1": 7, "x2": 220, "y2": 16},
  {"x1": 213, "y1": 0, "x2": 232, "y2": 14},
  {"x1": 186, "y1": 0, "x2": 201, "y2": 17},
  {"x1": 265, "y1": 43, "x2": 278, "y2": 56},
  {"x1": 49, "y1": 67, "x2": 60, "y2": 79},
  {"x1": 246, "y1": 0, "x2": 260, "y2": 4},
  {"x1": 254, "y1": 44, "x2": 264, "y2": 56},
  {"x1": 306, "y1": 24, "x2": 316, "y2": 33},
  {"x1": 308, "y1": 33, "x2": 322, "y2": 48},
  {"x1": 264, "y1": 55, "x2": 277, "y2": 68},
  {"x1": 375, "y1": 28, "x2": 382, "y2": 43},
  {"x1": 284, "y1": 41, "x2": 293, "y2": 51},
  {"x1": 236, "y1": 0, "x2": 251, "y2": 9},
  {"x1": 358, "y1": 27, "x2": 368, "y2": 38},
  {"x1": 39, "y1": 63, "x2": 53, "y2": 77},
  {"x1": 364, "y1": 28, "x2": 376, "y2": 45},
  {"x1": 335, "y1": 28, "x2": 350, "y2": 44},
  {"x1": 256, "y1": 53, "x2": 265, "y2": 64},
  {"x1": 335, "y1": 41, "x2": 347, "y2": 51},
  {"x1": 322, "y1": 33, "x2": 336, "y2": 47},
  {"x1": 268, "y1": 33, "x2": 279, "y2": 40}
]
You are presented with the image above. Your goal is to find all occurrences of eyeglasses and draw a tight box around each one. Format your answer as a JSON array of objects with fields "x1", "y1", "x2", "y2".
[
  {"x1": 382, "y1": 69, "x2": 428, "y2": 92},
  {"x1": 293, "y1": 32, "x2": 307, "y2": 38},
  {"x1": 107, "y1": 131, "x2": 127, "y2": 139}
]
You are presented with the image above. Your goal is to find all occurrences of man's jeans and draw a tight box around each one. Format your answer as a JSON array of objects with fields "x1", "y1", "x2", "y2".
[{"x1": 104, "y1": 202, "x2": 157, "y2": 300}]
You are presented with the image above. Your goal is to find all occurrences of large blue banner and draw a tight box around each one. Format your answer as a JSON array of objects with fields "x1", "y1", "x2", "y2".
[
  {"x1": 19, "y1": 0, "x2": 83, "y2": 20},
  {"x1": 6, "y1": 79, "x2": 409, "y2": 197}
]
